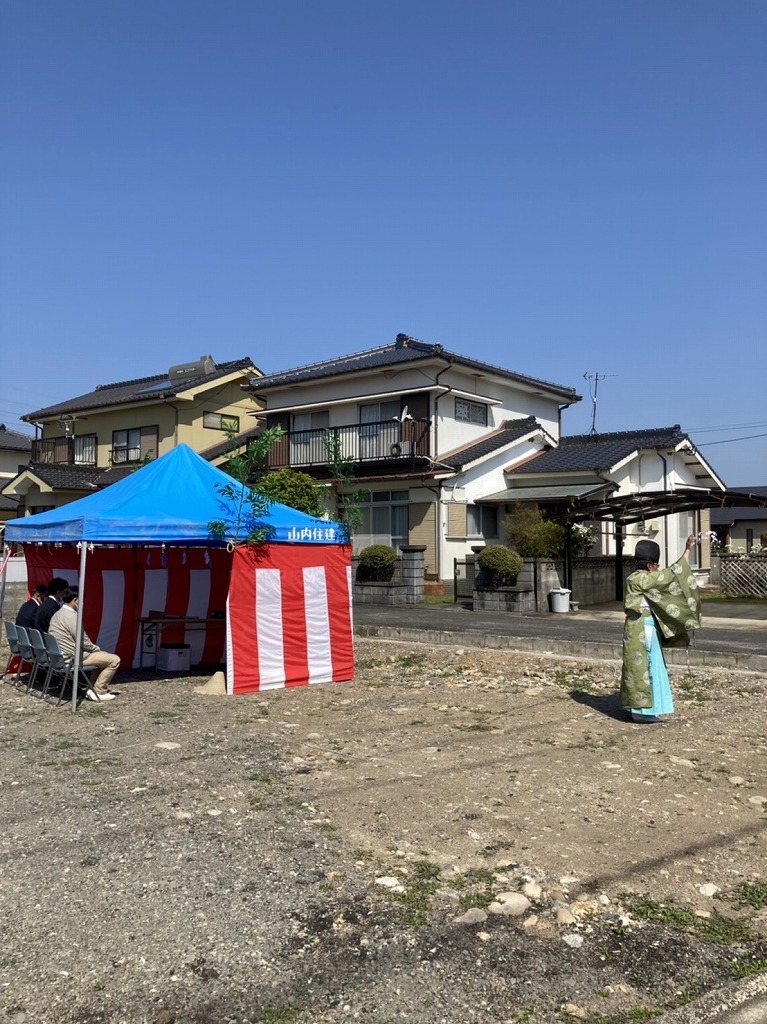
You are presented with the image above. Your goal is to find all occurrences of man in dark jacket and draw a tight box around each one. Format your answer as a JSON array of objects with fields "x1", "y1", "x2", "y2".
[
  {"x1": 34, "y1": 577, "x2": 70, "y2": 633},
  {"x1": 15, "y1": 585, "x2": 48, "y2": 630}
]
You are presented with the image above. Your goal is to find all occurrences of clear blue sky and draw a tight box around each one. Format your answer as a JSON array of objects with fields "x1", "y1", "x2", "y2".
[{"x1": 2, "y1": 0, "x2": 765, "y2": 486}]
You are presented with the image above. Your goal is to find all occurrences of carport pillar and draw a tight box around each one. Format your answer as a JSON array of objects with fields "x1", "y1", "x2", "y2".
[
  {"x1": 563, "y1": 522, "x2": 573, "y2": 593},
  {"x1": 614, "y1": 523, "x2": 624, "y2": 602}
]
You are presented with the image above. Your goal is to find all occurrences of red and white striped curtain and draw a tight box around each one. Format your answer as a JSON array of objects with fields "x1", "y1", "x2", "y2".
[{"x1": 226, "y1": 543, "x2": 354, "y2": 693}]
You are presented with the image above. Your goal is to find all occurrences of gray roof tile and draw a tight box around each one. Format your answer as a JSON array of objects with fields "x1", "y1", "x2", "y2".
[
  {"x1": 0, "y1": 425, "x2": 33, "y2": 452},
  {"x1": 442, "y1": 417, "x2": 542, "y2": 469},
  {"x1": 513, "y1": 425, "x2": 688, "y2": 474},
  {"x1": 23, "y1": 357, "x2": 255, "y2": 421},
  {"x1": 22, "y1": 463, "x2": 107, "y2": 491},
  {"x1": 247, "y1": 334, "x2": 580, "y2": 402}
]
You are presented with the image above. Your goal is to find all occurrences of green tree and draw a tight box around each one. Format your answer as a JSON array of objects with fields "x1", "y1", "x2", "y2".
[
  {"x1": 502, "y1": 503, "x2": 564, "y2": 558},
  {"x1": 254, "y1": 468, "x2": 326, "y2": 518},
  {"x1": 323, "y1": 430, "x2": 369, "y2": 541},
  {"x1": 208, "y1": 426, "x2": 285, "y2": 545}
]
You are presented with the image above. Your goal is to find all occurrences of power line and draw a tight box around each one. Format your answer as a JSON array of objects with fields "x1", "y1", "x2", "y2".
[
  {"x1": 696, "y1": 431, "x2": 767, "y2": 446},
  {"x1": 688, "y1": 421, "x2": 767, "y2": 434}
]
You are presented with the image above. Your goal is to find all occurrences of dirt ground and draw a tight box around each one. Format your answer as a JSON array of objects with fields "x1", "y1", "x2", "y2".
[{"x1": 1, "y1": 636, "x2": 766, "y2": 1024}]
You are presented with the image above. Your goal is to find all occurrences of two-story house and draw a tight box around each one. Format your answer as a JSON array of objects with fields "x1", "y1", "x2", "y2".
[
  {"x1": 0, "y1": 424, "x2": 33, "y2": 524},
  {"x1": 242, "y1": 334, "x2": 581, "y2": 581},
  {"x1": 3, "y1": 355, "x2": 263, "y2": 516}
]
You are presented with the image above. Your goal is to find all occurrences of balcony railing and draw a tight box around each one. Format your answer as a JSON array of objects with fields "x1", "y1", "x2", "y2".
[
  {"x1": 31, "y1": 436, "x2": 98, "y2": 467},
  {"x1": 267, "y1": 419, "x2": 430, "y2": 469}
]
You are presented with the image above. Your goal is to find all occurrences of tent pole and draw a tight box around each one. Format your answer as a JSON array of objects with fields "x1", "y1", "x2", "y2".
[
  {"x1": 0, "y1": 544, "x2": 12, "y2": 620},
  {"x1": 71, "y1": 541, "x2": 89, "y2": 713}
]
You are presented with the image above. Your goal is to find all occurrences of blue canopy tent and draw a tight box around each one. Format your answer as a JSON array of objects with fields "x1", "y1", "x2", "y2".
[
  {"x1": 3, "y1": 446, "x2": 352, "y2": 708},
  {"x1": 3, "y1": 444, "x2": 344, "y2": 546}
]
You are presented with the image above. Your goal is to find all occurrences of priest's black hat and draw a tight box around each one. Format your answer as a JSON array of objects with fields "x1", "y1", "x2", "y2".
[{"x1": 635, "y1": 540, "x2": 660, "y2": 563}]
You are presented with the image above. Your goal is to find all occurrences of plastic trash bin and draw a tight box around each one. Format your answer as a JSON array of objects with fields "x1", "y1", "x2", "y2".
[{"x1": 549, "y1": 589, "x2": 571, "y2": 613}]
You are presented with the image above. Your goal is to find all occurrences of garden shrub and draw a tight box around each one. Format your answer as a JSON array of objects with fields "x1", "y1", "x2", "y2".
[
  {"x1": 357, "y1": 544, "x2": 397, "y2": 582},
  {"x1": 476, "y1": 545, "x2": 523, "y2": 585}
]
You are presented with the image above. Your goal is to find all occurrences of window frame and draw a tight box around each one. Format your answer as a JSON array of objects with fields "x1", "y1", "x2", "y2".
[{"x1": 455, "y1": 398, "x2": 488, "y2": 426}]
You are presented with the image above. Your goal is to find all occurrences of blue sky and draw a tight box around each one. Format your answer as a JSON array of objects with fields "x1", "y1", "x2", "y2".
[{"x1": 2, "y1": 0, "x2": 765, "y2": 485}]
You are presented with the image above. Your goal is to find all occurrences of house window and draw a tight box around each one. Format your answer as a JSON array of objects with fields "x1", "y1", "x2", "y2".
[
  {"x1": 73, "y1": 434, "x2": 97, "y2": 466},
  {"x1": 360, "y1": 401, "x2": 401, "y2": 459},
  {"x1": 354, "y1": 490, "x2": 409, "y2": 554},
  {"x1": 112, "y1": 426, "x2": 158, "y2": 465},
  {"x1": 455, "y1": 398, "x2": 488, "y2": 426},
  {"x1": 203, "y1": 411, "x2": 240, "y2": 432},
  {"x1": 291, "y1": 410, "x2": 330, "y2": 440},
  {"x1": 467, "y1": 503, "x2": 498, "y2": 539}
]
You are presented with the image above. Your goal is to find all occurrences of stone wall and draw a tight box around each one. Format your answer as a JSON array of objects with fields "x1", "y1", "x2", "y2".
[{"x1": 352, "y1": 545, "x2": 426, "y2": 606}]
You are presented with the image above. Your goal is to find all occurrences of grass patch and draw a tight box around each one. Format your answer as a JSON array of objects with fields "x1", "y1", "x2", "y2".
[
  {"x1": 717, "y1": 880, "x2": 767, "y2": 911},
  {"x1": 727, "y1": 957, "x2": 767, "y2": 979},
  {"x1": 620, "y1": 893, "x2": 758, "y2": 944},
  {"x1": 397, "y1": 653, "x2": 429, "y2": 669},
  {"x1": 676, "y1": 673, "x2": 713, "y2": 703},
  {"x1": 546, "y1": 668, "x2": 601, "y2": 694}
]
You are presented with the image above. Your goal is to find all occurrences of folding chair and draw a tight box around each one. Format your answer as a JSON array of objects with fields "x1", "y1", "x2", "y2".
[
  {"x1": 27, "y1": 628, "x2": 51, "y2": 697},
  {"x1": 43, "y1": 633, "x2": 96, "y2": 706},
  {"x1": 3, "y1": 620, "x2": 30, "y2": 684},
  {"x1": 14, "y1": 626, "x2": 38, "y2": 691}
]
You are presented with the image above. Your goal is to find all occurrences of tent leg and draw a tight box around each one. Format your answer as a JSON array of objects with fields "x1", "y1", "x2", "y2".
[{"x1": 71, "y1": 541, "x2": 89, "y2": 713}]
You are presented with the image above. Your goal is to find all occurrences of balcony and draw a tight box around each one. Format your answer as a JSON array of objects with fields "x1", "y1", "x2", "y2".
[
  {"x1": 267, "y1": 419, "x2": 431, "y2": 470},
  {"x1": 31, "y1": 435, "x2": 98, "y2": 467}
]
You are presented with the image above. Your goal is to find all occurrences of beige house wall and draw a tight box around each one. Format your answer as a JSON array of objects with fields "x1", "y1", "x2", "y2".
[
  {"x1": 409, "y1": 501, "x2": 437, "y2": 577},
  {"x1": 36, "y1": 374, "x2": 261, "y2": 469}
]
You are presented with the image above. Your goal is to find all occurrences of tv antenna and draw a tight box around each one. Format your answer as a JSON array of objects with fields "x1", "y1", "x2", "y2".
[{"x1": 583, "y1": 372, "x2": 617, "y2": 434}]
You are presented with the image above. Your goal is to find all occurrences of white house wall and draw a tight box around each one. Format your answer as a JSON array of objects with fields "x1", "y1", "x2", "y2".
[{"x1": 263, "y1": 364, "x2": 566, "y2": 447}]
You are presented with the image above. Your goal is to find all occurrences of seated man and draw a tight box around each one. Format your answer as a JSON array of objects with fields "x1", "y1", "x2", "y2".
[
  {"x1": 48, "y1": 587, "x2": 121, "y2": 702},
  {"x1": 34, "y1": 577, "x2": 70, "y2": 633},
  {"x1": 16, "y1": 585, "x2": 48, "y2": 630}
]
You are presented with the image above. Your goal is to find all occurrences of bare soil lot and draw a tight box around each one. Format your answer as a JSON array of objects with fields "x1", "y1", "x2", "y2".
[{"x1": 1, "y1": 638, "x2": 766, "y2": 1024}]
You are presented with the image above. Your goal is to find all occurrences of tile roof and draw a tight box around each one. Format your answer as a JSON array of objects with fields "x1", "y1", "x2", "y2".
[
  {"x1": 0, "y1": 493, "x2": 21, "y2": 512},
  {"x1": 21, "y1": 462, "x2": 107, "y2": 492},
  {"x1": 512, "y1": 425, "x2": 689, "y2": 474},
  {"x1": 198, "y1": 425, "x2": 263, "y2": 463},
  {"x1": 23, "y1": 357, "x2": 255, "y2": 421},
  {"x1": 441, "y1": 417, "x2": 542, "y2": 469},
  {"x1": 0, "y1": 425, "x2": 33, "y2": 452},
  {"x1": 246, "y1": 334, "x2": 580, "y2": 402}
]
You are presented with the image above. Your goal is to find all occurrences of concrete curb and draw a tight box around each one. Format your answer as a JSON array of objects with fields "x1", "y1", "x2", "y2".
[
  {"x1": 657, "y1": 973, "x2": 767, "y2": 1024},
  {"x1": 354, "y1": 624, "x2": 767, "y2": 673}
]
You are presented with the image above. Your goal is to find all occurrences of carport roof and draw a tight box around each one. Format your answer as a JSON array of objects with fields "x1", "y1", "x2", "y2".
[{"x1": 478, "y1": 485, "x2": 767, "y2": 527}]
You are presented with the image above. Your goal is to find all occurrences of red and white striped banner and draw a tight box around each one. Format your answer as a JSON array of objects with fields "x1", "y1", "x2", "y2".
[
  {"x1": 226, "y1": 543, "x2": 354, "y2": 693},
  {"x1": 23, "y1": 546, "x2": 231, "y2": 667}
]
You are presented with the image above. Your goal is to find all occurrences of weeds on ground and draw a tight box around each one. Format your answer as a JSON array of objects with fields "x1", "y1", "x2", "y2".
[
  {"x1": 675, "y1": 672, "x2": 714, "y2": 703},
  {"x1": 727, "y1": 957, "x2": 767, "y2": 979},
  {"x1": 619, "y1": 893, "x2": 757, "y2": 944},
  {"x1": 717, "y1": 880, "x2": 767, "y2": 910}
]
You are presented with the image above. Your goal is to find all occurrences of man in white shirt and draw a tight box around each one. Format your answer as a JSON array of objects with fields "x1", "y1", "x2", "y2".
[{"x1": 48, "y1": 587, "x2": 120, "y2": 702}]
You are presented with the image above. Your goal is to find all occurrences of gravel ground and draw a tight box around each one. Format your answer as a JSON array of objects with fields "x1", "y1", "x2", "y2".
[{"x1": 1, "y1": 637, "x2": 766, "y2": 1024}]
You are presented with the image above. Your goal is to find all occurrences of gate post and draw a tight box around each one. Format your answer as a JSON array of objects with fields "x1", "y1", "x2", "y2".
[{"x1": 400, "y1": 545, "x2": 426, "y2": 604}]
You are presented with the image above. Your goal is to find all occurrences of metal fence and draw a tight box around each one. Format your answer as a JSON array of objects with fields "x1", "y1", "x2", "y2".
[{"x1": 453, "y1": 557, "x2": 476, "y2": 602}]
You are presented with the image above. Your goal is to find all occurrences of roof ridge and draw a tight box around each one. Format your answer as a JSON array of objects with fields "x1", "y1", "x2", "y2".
[
  {"x1": 563, "y1": 424, "x2": 684, "y2": 443},
  {"x1": 96, "y1": 356, "x2": 253, "y2": 392}
]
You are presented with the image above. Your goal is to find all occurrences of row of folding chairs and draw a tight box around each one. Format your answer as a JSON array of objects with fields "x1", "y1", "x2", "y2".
[{"x1": 3, "y1": 620, "x2": 94, "y2": 704}]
